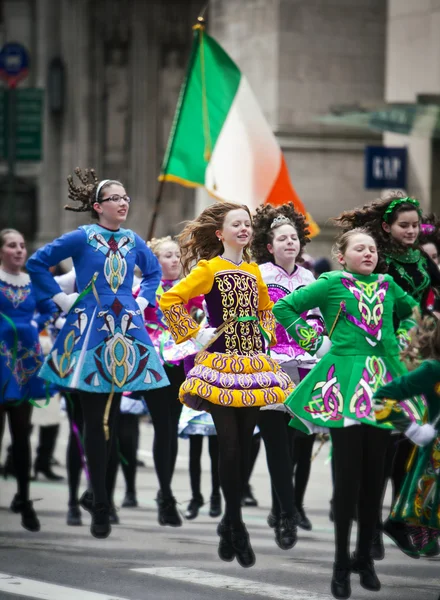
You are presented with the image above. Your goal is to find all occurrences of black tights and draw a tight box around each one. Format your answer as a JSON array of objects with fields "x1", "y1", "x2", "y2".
[
  {"x1": 65, "y1": 392, "x2": 84, "y2": 507},
  {"x1": 105, "y1": 412, "x2": 140, "y2": 498},
  {"x1": 188, "y1": 435, "x2": 220, "y2": 498},
  {"x1": 331, "y1": 425, "x2": 391, "y2": 566},
  {"x1": 289, "y1": 428, "x2": 316, "y2": 508},
  {"x1": 144, "y1": 364, "x2": 184, "y2": 499},
  {"x1": 118, "y1": 414, "x2": 139, "y2": 495},
  {"x1": 244, "y1": 432, "x2": 261, "y2": 491},
  {"x1": 258, "y1": 410, "x2": 295, "y2": 519},
  {"x1": 209, "y1": 405, "x2": 260, "y2": 526},
  {"x1": 377, "y1": 434, "x2": 414, "y2": 528},
  {"x1": 79, "y1": 392, "x2": 121, "y2": 506},
  {"x1": 0, "y1": 402, "x2": 32, "y2": 501}
]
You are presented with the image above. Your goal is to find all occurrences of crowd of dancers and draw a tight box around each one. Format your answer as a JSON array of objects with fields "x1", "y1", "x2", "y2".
[{"x1": 0, "y1": 167, "x2": 439, "y2": 600}]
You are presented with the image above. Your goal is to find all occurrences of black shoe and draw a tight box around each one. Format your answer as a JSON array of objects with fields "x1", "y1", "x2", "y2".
[
  {"x1": 67, "y1": 505, "x2": 82, "y2": 526},
  {"x1": 383, "y1": 519, "x2": 419, "y2": 559},
  {"x1": 217, "y1": 518, "x2": 235, "y2": 562},
  {"x1": 275, "y1": 513, "x2": 298, "y2": 550},
  {"x1": 109, "y1": 505, "x2": 119, "y2": 524},
  {"x1": 371, "y1": 529, "x2": 385, "y2": 561},
  {"x1": 267, "y1": 510, "x2": 279, "y2": 528},
  {"x1": 231, "y1": 524, "x2": 256, "y2": 568},
  {"x1": 10, "y1": 495, "x2": 40, "y2": 532},
  {"x1": 351, "y1": 555, "x2": 381, "y2": 591},
  {"x1": 209, "y1": 493, "x2": 222, "y2": 518},
  {"x1": 297, "y1": 506, "x2": 312, "y2": 531},
  {"x1": 121, "y1": 492, "x2": 138, "y2": 508},
  {"x1": 185, "y1": 495, "x2": 204, "y2": 520},
  {"x1": 331, "y1": 563, "x2": 351, "y2": 599},
  {"x1": 136, "y1": 458, "x2": 146, "y2": 467},
  {"x1": 33, "y1": 464, "x2": 64, "y2": 481},
  {"x1": 79, "y1": 490, "x2": 94, "y2": 515},
  {"x1": 158, "y1": 495, "x2": 182, "y2": 527},
  {"x1": 90, "y1": 503, "x2": 111, "y2": 539},
  {"x1": 241, "y1": 486, "x2": 258, "y2": 507}
]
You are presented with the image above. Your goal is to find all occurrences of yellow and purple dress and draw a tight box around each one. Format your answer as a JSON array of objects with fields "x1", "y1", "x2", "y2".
[{"x1": 159, "y1": 256, "x2": 294, "y2": 410}]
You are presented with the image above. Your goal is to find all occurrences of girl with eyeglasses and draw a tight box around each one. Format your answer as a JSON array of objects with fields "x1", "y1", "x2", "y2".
[{"x1": 27, "y1": 168, "x2": 169, "y2": 540}]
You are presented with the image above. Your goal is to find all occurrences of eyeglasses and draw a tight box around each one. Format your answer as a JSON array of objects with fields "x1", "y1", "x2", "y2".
[{"x1": 99, "y1": 194, "x2": 131, "y2": 204}]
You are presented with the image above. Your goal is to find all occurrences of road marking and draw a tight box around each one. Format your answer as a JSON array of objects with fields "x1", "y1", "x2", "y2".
[
  {"x1": 0, "y1": 573, "x2": 131, "y2": 600},
  {"x1": 131, "y1": 567, "x2": 333, "y2": 599}
]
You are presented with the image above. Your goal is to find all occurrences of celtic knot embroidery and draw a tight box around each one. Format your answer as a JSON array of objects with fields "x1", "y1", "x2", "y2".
[
  {"x1": 349, "y1": 356, "x2": 392, "y2": 420},
  {"x1": 83, "y1": 226, "x2": 135, "y2": 294},
  {"x1": 162, "y1": 304, "x2": 198, "y2": 343},
  {"x1": 396, "y1": 327, "x2": 411, "y2": 350},
  {"x1": 341, "y1": 274, "x2": 389, "y2": 345},
  {"x1": 305, "y1": 364, "x2": 343, "y2": 421},
  {"x1": 0, "y1": 283, "x2": 31, "y2": 308},
  {"x1": 295, "y1": 323, "x2": 320, "y2": 352},
  {"x1": 215, "y1": 271, "x2": 263, "y2": 354},
  {"x1": 0, "y1": 340, "x2": 42, "y2": 386},
  {"x1": 259, "y1": 309, "x2": 276, "y2": 344}
]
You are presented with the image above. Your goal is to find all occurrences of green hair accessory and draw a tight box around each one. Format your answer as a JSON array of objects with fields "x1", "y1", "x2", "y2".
[{"x1": 383, "y1": 197, "x2": 421, "y2": 223}]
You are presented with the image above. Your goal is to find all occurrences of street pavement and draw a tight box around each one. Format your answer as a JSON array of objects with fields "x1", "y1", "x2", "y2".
[{"x1": 0, "y1": 416, "x2": 439, "y2": 600}]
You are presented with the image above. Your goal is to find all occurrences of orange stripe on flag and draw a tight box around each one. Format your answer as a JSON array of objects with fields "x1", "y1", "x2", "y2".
[{"x1": 265, "y1": 155, "x2": 320, "y2": 236}]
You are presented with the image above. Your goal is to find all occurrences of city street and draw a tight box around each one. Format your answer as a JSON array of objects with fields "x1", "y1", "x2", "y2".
[{"x1": 0, "y1": 417, "x2": 439, "y2": 600}]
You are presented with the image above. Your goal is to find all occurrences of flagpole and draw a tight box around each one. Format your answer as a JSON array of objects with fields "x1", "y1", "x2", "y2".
[{"x1": 147, "y1": 15, "x2": 206, "y2": 240}]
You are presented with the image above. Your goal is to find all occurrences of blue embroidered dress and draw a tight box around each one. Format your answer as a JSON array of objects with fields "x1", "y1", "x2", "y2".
[
  {"x1": 0, "y1": 268, "x2": 57, "y2": 403},
  {"x1": 27, "y1": 224, "x2": 169, "y2": 394}
]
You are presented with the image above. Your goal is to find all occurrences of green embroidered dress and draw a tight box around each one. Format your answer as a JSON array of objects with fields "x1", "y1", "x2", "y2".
[
  {"x1": 273, "y1": 271, "x2": 423, "y2": 433},
  {"x1": 374, "y1": 360, "x2": 440, "y2": 533},
  {"x1": 385, "y1": 248, "x2": 440, "y2": 311}
]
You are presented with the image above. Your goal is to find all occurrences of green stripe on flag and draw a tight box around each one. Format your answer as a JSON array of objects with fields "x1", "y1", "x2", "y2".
[{"x1": 160, "y1": 27, "x2": 241, "y2": 186}]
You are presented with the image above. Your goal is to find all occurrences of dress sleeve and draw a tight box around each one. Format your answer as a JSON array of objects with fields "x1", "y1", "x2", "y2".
[
  {"x1": 159, "y1": 260, "x2": 214, "y2": 343},
  {"x1": 255, "y1": 265, "x2": 276, "y2": 346},
  {"x1": 134, "y1": 234, "x2": 162, "y2": 307},
  {"x1": 272, "y1": 275, "x2": 329, "y2": 354},
  {"x1": 26, "y1": 230, "x2": 84, "y2": 302},
  {"x1": 374, "y1": 361, "x2": 436, "y2": 400},
  {"x1": 35, "y1": 298, "x2": 60, "y2": 331},
  {"x1": 392, "y1": 279, "x2": 418, "y2": 348}
]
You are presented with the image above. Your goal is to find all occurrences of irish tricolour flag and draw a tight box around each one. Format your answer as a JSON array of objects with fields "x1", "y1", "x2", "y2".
[{"x1": 159, "y1": 24, "x2": 319, "y2": 236}]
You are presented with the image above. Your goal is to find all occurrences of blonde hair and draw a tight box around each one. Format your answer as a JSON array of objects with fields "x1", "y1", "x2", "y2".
[
  {"x1": 0, "y1": 229, "x2": 23, "y2": 249},
  {"x1": 331, "y1": 227, "x2": 375, "y2": 259},
  {"x1": 401, "y1": 310, "x2": 440, "y2": 369},
  {"x1": 147, "y1": 236, "x2": 178, "y2": 257}
]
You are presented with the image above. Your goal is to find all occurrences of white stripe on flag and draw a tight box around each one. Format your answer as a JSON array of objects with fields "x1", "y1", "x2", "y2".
[
  {"x1": 205, "y1": 76, "x2": 281, "y2": 208},
  {"x1": 0, "y1": 572, "x2": 130, "y2": 600},
  {"x1": 131, "y1": 567, "x2": 333, "y2": 600}
]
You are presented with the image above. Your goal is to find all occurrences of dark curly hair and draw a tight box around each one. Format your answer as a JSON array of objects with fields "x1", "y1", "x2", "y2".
[
  {"x1": 332, "y1": 190, "x2": 422, "y2": 256},
  {"x1": 65, "y1": 167, "x2": 123, "y2": 219},
  {"x1": 250, "y1": 203, "x2": 310, "y2": 265}
]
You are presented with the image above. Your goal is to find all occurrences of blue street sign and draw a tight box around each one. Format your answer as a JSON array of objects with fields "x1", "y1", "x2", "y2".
[
  {"x1": 365, "y1": 146, "x2": 407, "y2": 190},
  {"x1": 0, "y1": 42, "x2": 30, "y2": 87}
]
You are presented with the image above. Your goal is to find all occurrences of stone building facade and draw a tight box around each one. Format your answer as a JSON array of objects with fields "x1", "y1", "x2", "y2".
[{"x1": 1, "y1": 1, "x2": 435, "y2": 258}]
